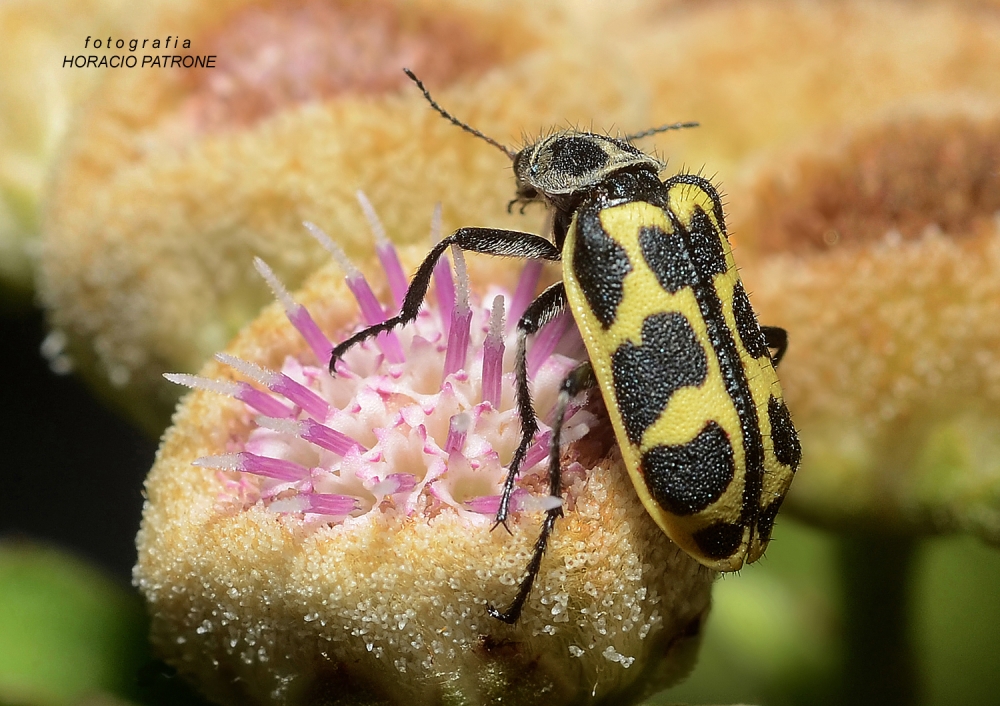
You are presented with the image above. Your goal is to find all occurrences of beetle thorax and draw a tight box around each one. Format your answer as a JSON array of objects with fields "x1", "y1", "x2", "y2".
[{"x1": 513, "y1": 132, "x2": 665, "y2": 203}]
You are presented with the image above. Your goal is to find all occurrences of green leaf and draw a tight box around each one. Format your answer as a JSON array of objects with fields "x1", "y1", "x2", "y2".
[{"x1": 0, "y1": 541, "x2": 148, "y2": 706}]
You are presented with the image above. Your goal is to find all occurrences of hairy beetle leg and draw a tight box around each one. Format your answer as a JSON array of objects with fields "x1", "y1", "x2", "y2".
[
  {"x1": 328, "y1": 228, "x2": 560, "y2": 373},
  {"x1": 489, "y1": 361, "x2": 595, "y2": 624}
]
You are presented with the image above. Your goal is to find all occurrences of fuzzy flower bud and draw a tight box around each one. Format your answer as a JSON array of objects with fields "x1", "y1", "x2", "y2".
[
  {"x1": 135, "y1": 213, "x2": 714, "y2": 705},
  {"x1": 37, "y1": 0, "x2": 1000, "y2": 438},
  {"x1": 733, "y1": 111, "x2": 1000, "y2": 544}
]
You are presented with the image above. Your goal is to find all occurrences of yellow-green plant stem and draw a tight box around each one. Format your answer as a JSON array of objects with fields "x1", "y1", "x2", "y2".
[{"x1": 837, "y1": 533, "x2": 919, "y2": 706}]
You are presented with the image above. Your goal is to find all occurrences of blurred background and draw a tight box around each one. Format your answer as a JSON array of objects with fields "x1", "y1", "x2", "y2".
[{"x1": 3, "y1": 0, "x2": 1000, "y2": 704}]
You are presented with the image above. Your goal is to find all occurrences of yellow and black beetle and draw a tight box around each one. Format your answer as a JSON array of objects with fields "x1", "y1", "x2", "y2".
[{"x1": 330, "y1": 70, "x2": 801, "y2": 624}]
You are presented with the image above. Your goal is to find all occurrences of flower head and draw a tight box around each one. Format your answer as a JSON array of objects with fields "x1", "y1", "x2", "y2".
[
  {"x1": 38, "y1": 0, "x2": 1000, "y2": 438},
  {"x1": 135, "y1": 199, "x2": 714, "y2": 705}
]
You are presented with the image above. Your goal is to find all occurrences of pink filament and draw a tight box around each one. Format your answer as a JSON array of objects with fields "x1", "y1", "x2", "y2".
[
  {"x1": 464, "y1": 495, "x2": 501, "y2": 515},
  {"x1": 235, "y1": 383, "x2": 295, "y2": 419},
  {"x1": 241, "y1": 452, "x2": 310, "y2": 481},
  {"x1": 465, "y1": 488, "x2": 530, "y2": 515},
  {"x1": 306, "y1": 493, "x2": 359, "y2": 515},
  {"x1": 481, "y1": 348, "x2": 503, "y2": 406},
  {"x1": 522, "y1": 430, "x2": 553, "y2": 471},
  {"x1": 254, "y1": 257, "x2": 332, "y2": 363},
  {"x1": 444, "y1": 413, "x2": 470, "y2": 454},
  {"x1": 300, "y1": 418, "x2": 363, "y2": 456},
  {"x1": 433, "y1": 256, "x2": 455, "y2": 335},
  {"x1": 287, "y1": 305, "x2": 334, "y2": 364},
  {"x1": 481, "y1": 296, "x2": 505, "y2": 407},
  {"x1": 345, "y1": 272, "x2": 404, "y2": 364},
  {"x1": 527, "y1": 312, "x2": 571, "y2": 379},
  {"x1": 346, "y1": 273, "x2": 389, "y2": 324},
  {"x1": 384, "y1": 473, "x2": 417, "y2": 494},
  {"x1": 358, "y1": 191, "x2": 408, "y2": 310},
  {"x1": 442, "y1": 305, "x2": 472, "y2": 379},
  {"x1": 508, "y1": 260, "x2": 543, "y2": 331},
  {"x1": 271, "y1": 375, "x2": 330, "y2": 420},
  {"x1": 377, "y1": 241, "x2": 408, "y2": 310},
  {"x1": 428, "y1": 204, "x2": 454, "y2": 331}
]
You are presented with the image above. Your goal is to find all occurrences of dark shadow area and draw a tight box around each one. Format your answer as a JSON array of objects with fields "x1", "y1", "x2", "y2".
[{"x1": 1, "y1": 306, "x2": 158, "y2": 581}]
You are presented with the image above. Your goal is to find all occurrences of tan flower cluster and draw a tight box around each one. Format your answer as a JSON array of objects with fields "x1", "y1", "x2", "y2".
[
  {"x1": 0, "y1": 0, "x2": 146, "y2": 299},
  {"x1": 12, "y1": 0, "x2": 1000, "y2": 702},
  {"x1": 38, "y1": 0, "x2": 651, "y2": 430},
  {"x1": 135, "y1": 254, "x2": 714, "y2": 705},
  {"x1": 734, "y1": 112, "x2": 1000, "y2": 542},
  {"x1": 35, "y1": 0, "x2": 1000, "y2": 433}
]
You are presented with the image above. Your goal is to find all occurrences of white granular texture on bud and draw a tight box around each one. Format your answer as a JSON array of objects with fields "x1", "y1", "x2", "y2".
[{"x1": 136, "y1": 252, "x2": 714, "y2": 706}]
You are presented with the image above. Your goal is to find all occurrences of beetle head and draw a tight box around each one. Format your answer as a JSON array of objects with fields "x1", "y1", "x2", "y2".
[{"x1": 513, "y1": 132, "x2": 665, "y2": 204}]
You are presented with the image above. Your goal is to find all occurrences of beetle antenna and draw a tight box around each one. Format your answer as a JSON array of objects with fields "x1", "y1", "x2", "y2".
[
  {"x1": 404, "y1": 68, "x2": 516, "y2": 160},
  {"x1": 626, "y1": 121, "x2": 700, "y2": 141}
]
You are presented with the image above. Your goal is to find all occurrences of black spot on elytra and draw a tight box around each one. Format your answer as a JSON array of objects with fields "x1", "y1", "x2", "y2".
[
  {"x1": 732, "y1": 281, "x2": 769, "y2": 359},
  {"x1": 548, "y1": 136, "x2": 609, "y2": 177},
  {"x1": 692, "y1": 522, "x2": 745, "y2": 560},
  {"x1": 768, "y1": 396, "x2": 801, "y2": 468},
  {"x1": 684, "y1": 207, "x2": 728, "y2": 278},
  {"x1": 755, "y1": 497, "x2": 784, "y2": 546},
  {"x1": 573, "y1": 206, "x2": 632, "y2": 327},
  {"x1": 642, "y1": 422, "x2": 735, "y2": 516},
  {"x1": 639, "y1": 224, "x2": 698, "y2": 292},
  {"x1": 661, "y1": 174, "x2": 766, "y2": 543},
  {"x1": 612, "y1": 312, "x2": 707, "y2": 445}
]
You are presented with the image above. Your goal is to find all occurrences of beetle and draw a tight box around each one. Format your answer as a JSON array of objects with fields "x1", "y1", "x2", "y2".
[{"x1": 329, "y1": 69, "x2": 801, "y2": 624}]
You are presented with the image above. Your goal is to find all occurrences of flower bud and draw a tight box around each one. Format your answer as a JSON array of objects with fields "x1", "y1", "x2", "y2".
[
  {"x1": 734, "y1": 112, "x2": 1000, "y2": 544},
  {"x1": 135, "y1": 226, "x2": 714, "y2": 705}
]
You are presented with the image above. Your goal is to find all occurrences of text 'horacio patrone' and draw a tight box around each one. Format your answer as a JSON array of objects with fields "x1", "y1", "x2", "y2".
[{"x1": 63, "y1": 36, "x2": 216, "y2": 68}]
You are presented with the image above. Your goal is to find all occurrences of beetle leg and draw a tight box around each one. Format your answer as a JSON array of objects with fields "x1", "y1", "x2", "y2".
[
  {"x1": 761, "y1": 325, "x2": 788, "y2": 366},
  {"x1": 489, "y1": 360, "x2": 595, "y2": 624},
  {"x1": 494, "y1": 282, "x2": 568, "y2": 529},
  {"x1": 329, "y1": 227, "x2": 561, "y2": 373}
]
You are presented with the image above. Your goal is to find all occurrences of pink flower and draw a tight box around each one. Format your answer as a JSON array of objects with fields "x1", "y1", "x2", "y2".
[{"x1": 136, "y1": 196, "x2": 713, "y2": 705}]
